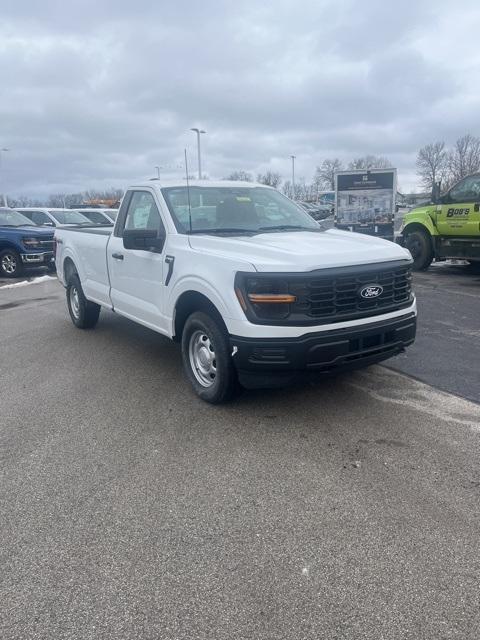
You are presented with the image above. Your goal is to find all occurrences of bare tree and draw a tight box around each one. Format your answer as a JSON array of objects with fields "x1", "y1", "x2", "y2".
[
  {"x1": 47, "y1": 194, "x2": 66, "y2": 207},
  {"x1": 447, "y1": 134, "x2": 480, "y2": 185},
  {"x1": 224, "y1": 171, "x2": 253, "y2": 182},
  {"x1": 282, "y1": 178, "x2": 311, "y2": 200},
  {"x1": 348, "y1": 155, "x2": 392, "y2": 170},
  {"x1": 313, "y1": 158, "x2": 343, "y2": 192},
  {"x1": 416, "y1": 141, "x2": 447, "y2": 192},
  {"x1": 256, "y1": 171, "x2": 282, "y2": 188}
]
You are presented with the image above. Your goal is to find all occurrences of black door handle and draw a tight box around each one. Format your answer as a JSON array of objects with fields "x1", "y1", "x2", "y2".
[{"x1": 112, "y1": 252, "x2": 124, "y2": 260}]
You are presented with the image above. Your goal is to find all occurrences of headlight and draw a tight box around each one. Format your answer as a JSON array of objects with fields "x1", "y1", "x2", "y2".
[
  {"x1": 22, "y1": 237, "x2": 40, "y2": 248},
  {"x1": 235, "y1": 273, "x2": 296, "y2": 321}
]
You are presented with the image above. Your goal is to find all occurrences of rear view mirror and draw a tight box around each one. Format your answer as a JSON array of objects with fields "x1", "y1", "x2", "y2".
[{"x1": 123, "y1": 228, "x2": 164, "y2": 252}]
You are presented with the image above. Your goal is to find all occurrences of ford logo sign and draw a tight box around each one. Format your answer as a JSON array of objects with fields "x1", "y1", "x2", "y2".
[{"x1": 359, "y1": 284, "x2": 383, "y2": 299}]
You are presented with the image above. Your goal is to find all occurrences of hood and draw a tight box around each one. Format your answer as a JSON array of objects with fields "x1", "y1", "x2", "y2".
[
  {"x1": 189, "y1": 229, "x2": 411, "y2": 272},
  {"x1": 0, "y1": 225, "x2": 54, "y2": 236}
]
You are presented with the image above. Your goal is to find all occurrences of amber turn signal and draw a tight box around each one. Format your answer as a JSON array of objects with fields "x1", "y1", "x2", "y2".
[
  {"x1": 235, "y1": 287, "x2": 248, "y2": 311},
  {"x1": 247, "y1": 294, "x2": 296, "y2": 304}
]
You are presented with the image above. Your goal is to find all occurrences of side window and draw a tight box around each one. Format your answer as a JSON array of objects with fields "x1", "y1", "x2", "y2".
[
  {"x1": 125, "y1": 192, "x2": 164, "y2": 233},
  {"x1": 32, "y1": 212, "x2": 51, "y2": 225},
  {"x1": 19, "y1": 211, "x2": 33, "y2": 221},
  {"x1": 449, "y1": 176, "x2": 480, "y2": 202}
]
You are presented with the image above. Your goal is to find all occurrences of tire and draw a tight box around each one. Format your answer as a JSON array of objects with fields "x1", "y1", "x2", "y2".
[
  {"x1": 66, "y1": 273, "x2": 101, "y2": 329},
  {"x1": 0, "y1": 248, "x2": 23, "y2": 278},
  {"x1": 405, "y1": 230, "x2": 434, "y2": 271},
  {"x1": 181, "y1": 311, "x2": 238, "y2": 404},
  {"x1": 47, "y1": 262, "x2": 57, "y2": 273}
]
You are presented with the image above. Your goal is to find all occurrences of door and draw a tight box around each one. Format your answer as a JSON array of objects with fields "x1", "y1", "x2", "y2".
[
  {"x1": 436, "y1": 175, "x2": 480, "y2": 237},
  {"x1": 108, "y1": 190, "x2": 168, "y2": 334}
]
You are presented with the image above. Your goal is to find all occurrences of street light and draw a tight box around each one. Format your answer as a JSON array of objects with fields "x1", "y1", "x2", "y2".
[
  {"x1": 290, "y1": 155, "x2": 296, "y2": 199},
  {"x1": 190, "y1": 128, "x2": 206, "y2": 179},
  {"x1": 0, "y1": 148, "x2": 9, "y2": 207}
]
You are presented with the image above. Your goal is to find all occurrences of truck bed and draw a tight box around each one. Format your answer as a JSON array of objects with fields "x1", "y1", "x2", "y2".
[{"x1": 56, "y1": 226, "x2": 113, "y2": 308}]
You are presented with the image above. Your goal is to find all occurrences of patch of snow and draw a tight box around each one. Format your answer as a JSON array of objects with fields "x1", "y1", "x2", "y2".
[{"x1": 0, "y1": 275, "x2": 56, "y2": 290}]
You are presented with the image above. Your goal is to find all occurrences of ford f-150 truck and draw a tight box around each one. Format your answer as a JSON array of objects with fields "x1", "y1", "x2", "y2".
[
  {"x1": 55, "y1": 180, "x2": 417, "y2": 403},
  {"x1": 0, "y1": 208, "x2": 55, "y2": 277}
]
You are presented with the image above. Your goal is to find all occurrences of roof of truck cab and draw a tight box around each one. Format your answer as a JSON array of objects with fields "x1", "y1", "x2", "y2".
[
  {"x1": 16, "y1": 207, "x2": 70, "y2": 211},
  {"x1": 129, "y1": 180, "x2": 274, "y2": 190}
]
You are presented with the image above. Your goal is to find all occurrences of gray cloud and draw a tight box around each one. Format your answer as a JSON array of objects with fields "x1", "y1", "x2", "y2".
[{"x1": 1, "y1": 0, "x2": 479, "y2": 197}]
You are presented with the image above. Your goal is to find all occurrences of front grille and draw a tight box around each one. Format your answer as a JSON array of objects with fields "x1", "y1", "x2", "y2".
[
  {"x1": 288, "y1": 263, "x2": 412, "y2": 322},
  {"x1": 240, "y1": 260, "x2": 413, "y2": 326}
]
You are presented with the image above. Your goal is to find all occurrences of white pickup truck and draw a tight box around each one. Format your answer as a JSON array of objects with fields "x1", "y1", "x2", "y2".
[{"x1": 55, "y1": 180, "x2": 416, "y2": 403}]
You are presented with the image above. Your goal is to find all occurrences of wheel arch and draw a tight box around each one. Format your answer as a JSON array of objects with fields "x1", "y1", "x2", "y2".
[
  {"x1": 402, "y1": 222, "x2": 435, "y2": 250},
  {"x1": 0, "y1": 241, "x2": 21, "y2": 253},
  {"x1": 173, "y1": 290, "x2": 227, "y2": 342},
  {"x1": 63, "y1": 256, "x2": 78, "y2": 283}
]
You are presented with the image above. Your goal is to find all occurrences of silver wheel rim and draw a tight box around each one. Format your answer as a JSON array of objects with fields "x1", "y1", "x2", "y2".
[
  {"x1": 188, "y1": 330, "x2": 217, "y2": 387},
  {"x1": 2, "y1": 254, "x2": 16, "y2": 275},
  {"x1": 70, "y1": 285, "x2": 80, "y2": 319}
]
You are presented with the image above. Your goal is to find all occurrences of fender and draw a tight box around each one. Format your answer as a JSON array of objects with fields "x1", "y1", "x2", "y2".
[
  {"x1": 401, "y1": 206, "x2": 439, "y2": 238},
  {"x1": 167, "y1": 274, "x2": 242, "y2": 337}
]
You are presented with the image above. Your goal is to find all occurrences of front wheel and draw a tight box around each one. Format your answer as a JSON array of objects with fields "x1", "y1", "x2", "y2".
[
  {"x1": 181, "y1": 311, "x2": 238, "y2": 404},
  {"x1": 0, "y1": 249, "x2": 23, "y2": 278},
  {"x1": 66, "y1": 273, "x2": 101, "y2": 329},
  {"x1": 405, "y1": 230, "x2": 434, "y2": 271}
]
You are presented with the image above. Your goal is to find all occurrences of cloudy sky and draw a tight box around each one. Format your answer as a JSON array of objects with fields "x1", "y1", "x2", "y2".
[{"x1": 1, "y1": 0, "x2": 480, "y2": 198}]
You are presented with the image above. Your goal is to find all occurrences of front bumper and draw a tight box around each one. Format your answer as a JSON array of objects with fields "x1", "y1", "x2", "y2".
[
  {"x1": 21, "y1": 251, "x2": 54, "y2": 264},
  {"x1": 230, "y1": 312, "x2": 416, "y2": 389}
]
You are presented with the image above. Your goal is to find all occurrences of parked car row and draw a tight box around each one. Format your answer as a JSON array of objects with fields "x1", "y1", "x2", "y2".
[
  {"x1": 299, "y1": 200, "x2": 334, "y2": 221},
  {"x1": 0, "y1": 207, "x2": 118, "y2": 277},
  {"x1": 16, "y1": 207, "x2": 117, "y2": 227}
]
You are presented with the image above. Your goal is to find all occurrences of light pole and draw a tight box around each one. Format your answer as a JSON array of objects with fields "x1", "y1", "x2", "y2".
[
  {"x1": 290, "y1": 155, "x2": 296, "y2": 199},
  {"x1": 154, "y1": 165, "x2": 161, "y2": 179},
  {"x1": 0, "y1": 148, "x2": 9, "y2": 207},
  {"x1": 190, "y1": 128, "x2": 206, "y2": 179}
]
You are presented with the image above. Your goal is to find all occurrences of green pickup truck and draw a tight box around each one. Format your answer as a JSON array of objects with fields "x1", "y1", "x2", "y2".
[{"x1": 399, "y1": 173, "x2": 480, "y2": 270}]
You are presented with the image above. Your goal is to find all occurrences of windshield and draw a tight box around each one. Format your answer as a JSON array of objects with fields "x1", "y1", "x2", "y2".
[
  {"x1": 0, "y1": 210, "x2": 35, "y2": 227},
  {"x1": 106, "y1": 209, "x2": 118, "y2": 220},
  {"x1": 81, "y1": 211, "x2": 112, "y2": 224},
  {"x1": 161, "y1": 186, "x2": 319, "y2": 234},
  {"x1": 49, "y1": 210, "x2": 90, "y2": 224}
]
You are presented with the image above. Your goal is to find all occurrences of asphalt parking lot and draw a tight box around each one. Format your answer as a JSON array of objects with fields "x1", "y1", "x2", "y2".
[{"x1": 1, "y1": 265, "x2": 479, "y2": 639}]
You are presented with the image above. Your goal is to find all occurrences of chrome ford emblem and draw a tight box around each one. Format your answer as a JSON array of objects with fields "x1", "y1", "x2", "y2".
[{"x1": 359, "y1": 284, "x2": 383, "y2": 299}]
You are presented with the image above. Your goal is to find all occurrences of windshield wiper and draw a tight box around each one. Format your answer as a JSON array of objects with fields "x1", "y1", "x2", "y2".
[
  {"x1": 188, "y1": 227, "x2": 258, "y2": 235},
  {"x1": 258, "y1": 225, "x2": 319, "y2": 232}
]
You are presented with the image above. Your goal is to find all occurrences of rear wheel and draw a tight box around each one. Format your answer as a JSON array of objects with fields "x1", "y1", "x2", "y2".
[
  {"x1": 0, "y1": 249, "x2": 23, "y2": 278},
  {"x1": 405, "y1": 229, "x2": 434, "y2": 271},
  {"x1": 66, "y1": 273, "x2": 100, "y2": 329},
  {"x1": 181, "y1": 311, "x2": 238, "y2": 404}
]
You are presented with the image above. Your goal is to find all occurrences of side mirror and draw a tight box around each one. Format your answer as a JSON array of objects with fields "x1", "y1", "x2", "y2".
[{"x1": 123, "y1": 228, "x2": 165, "y2": 252}]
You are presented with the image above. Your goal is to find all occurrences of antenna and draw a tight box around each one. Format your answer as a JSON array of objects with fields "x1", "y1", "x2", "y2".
[{"x1": 184, "y1": 148, "x2": 193, "y2": 233}]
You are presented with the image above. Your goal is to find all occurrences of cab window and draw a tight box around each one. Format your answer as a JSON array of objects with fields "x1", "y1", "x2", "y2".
[
  {"x1": 449, "y1": 176, "x2": 480, "y2": 202},
  {"x1": 124, "y1": 191, "x2": 165, "y2": 234}
]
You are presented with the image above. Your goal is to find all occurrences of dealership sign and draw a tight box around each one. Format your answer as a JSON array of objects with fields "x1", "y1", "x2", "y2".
[{"x1": 335, "y1": 168, "x2": 397, "y2": 239}]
